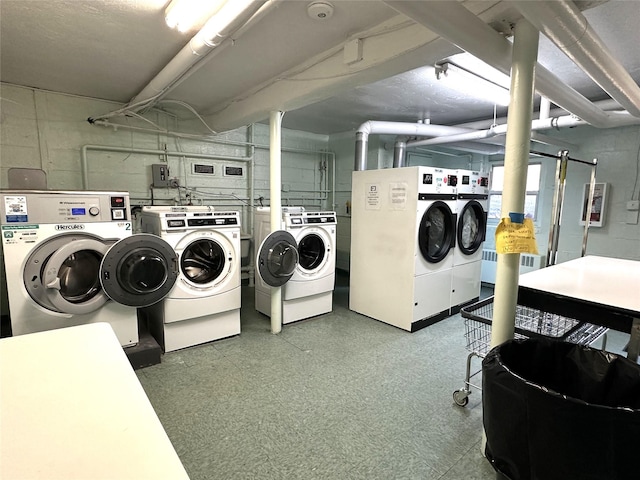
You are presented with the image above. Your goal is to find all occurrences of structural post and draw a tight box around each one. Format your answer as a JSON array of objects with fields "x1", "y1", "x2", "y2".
[
  {"x1": 269, "y1": 110, "x2": 284, "y2": 334},
  {"x1": 491, "y1": 19, "x2": 540, "y2": 347}
]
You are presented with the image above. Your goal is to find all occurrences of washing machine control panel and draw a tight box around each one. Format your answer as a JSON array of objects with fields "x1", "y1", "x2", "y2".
[
  {"x1": 1, "y1": 192, "x2": 129, "y2": 224},
  {"x1": 284, "y1": 212, "x2": 336, "y2": 228}
]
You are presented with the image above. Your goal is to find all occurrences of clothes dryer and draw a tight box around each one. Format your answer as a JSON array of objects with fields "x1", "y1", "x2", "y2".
[
  {"x1": 350, "y1": 166, "x2": 457, "y2": 332},
  {"x1": 0, "y1": 191, "x2": 179, "y2": 347},
  {"x1": 451, "y1": 170, "x2": 489, "y2": 313},
  {"x1": 139, "y1": 206, "x2": 241, "y2": 352},
  {"x1": 254, "y1": 207, "x2": 336, "y2": 324}
]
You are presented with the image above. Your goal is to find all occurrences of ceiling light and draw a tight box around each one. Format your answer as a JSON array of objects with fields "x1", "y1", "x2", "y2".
[
  {"x1": 198, "y1": 0, "x2": 259, "y2": 45},
  {"x1": 164, "y1": 0, "x2": 226, "y2": 33},
  {"x1": 435, "y1": 62, "x2": 511, "y2": 107}
]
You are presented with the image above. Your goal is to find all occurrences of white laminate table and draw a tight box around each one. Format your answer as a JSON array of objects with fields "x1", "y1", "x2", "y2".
[
  {"x1": 0, "y1": 323, "x2": 190, "y2": 480},
  {"x1": 518, "y1": 255, "x2": 640, "y2": 360}
]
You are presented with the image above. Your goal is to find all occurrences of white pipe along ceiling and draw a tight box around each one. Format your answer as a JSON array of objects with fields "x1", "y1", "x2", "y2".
[
  {"x1": 382, "y1": 0, "x2": 635, "y2": 128},
  {"x1": 352, "y1": 0, "x2": 640, "y2": 170},
  {"x1": 514, "y1": 1, "x2": 640, "y2": 119}
]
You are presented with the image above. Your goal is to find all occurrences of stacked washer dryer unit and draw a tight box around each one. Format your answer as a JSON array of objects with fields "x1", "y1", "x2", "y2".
[
  {"x1": 0, "y1": 191, "x2": 179, "y2": 346},
  {"x1": 451, "y1": 170, "x2": 489, "y2": 313},
  {"x1": 139, "y1": 206, "x2": 241, "y2": 352},
  {"x1": 350, "y1": 166, "x2": 458, "y2": 332},
  {"x1": 254, "y1": 207, "x2": 337, "y2": 324}
]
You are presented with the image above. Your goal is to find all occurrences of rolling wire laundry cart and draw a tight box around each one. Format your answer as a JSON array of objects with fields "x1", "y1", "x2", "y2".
[
  {"x1": 453, "y1": 149, "x2": 605, "y2": 407},
  {"x1": 453, "y1": 297, "x2": 608, "y2": 407}
]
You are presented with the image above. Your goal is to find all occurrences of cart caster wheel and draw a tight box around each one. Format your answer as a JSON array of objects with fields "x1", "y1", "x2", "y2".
[{"x1": 453, "y1": 389, "x2": 470, "y2": 407}]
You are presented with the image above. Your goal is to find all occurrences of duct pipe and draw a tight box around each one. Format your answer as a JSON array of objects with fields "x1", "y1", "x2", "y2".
[
  {"x1": 128, "y1": 1, "x2": 269, "y2": 109},
  {"x1": 269, "y1": 111, "x2": 284, "y2": 335},
  {"x1": 491, "y1": 19, "x2": 539, "y2": 348},
  {"x1": 393, "y1": 141, "x2": 407, "y2": 168},
  {"x1": 408, "y1": 126, "x2": 496, "y2": 148},
  {"x1": 354, "y1": 120, "x2": 474, "y2": 170},
  {"x1": 382, "y1": 0, "x2": 620, "y2": 128},
  {"x1": 515, "y1": 1, "x2": 640, "y2": 118},
  {"x1": 539, "y1": 97, "x2": 551, "y2": 120}
]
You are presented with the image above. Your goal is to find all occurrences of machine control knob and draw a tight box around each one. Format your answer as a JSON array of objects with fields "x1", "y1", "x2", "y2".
[{"x1": 89, "y1": 206, "x2": 100, "y2": 216}]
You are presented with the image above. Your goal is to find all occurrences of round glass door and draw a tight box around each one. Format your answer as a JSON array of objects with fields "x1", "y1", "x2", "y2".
[
  {"x1": 418, "y1": 201, "x2": 456, "y2": 263},
  {"x1": 181, "y1": 238, "x2": 226, "y2": 284},
  {"x1": 297, "y1": 233, "x2": 325, "y2": 271},
  {"x1": 100, "y1": 234, "x2": 179, "y2": 307},
  {"x1": 257, "y1": 230, "x2": 299, "y2": 287},
  {"x1": 24, "y1": 233, "x2": 113, "y2": 315},
  {"x1": 457, "y1": 200, "x2": 486, "y2": 255}
]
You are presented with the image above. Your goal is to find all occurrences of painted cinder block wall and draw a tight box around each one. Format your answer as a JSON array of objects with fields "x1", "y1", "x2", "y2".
[{"x1": 0, "y1": 84, "x2": 332, "y2": 315}]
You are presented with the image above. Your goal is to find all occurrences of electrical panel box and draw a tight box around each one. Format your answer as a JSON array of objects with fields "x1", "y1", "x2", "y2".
[{"x1": 152, "y1": 164, "x2": 170, "y2": 188}]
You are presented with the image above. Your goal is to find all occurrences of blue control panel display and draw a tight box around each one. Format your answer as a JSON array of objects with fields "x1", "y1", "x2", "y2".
[{"x1": 71, "y1": 208, "x2": 86, "y2": 215}]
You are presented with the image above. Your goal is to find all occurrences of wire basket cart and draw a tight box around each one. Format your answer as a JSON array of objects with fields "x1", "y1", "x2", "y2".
[{"x1": 453, "y1": 296, "x2": 609, "y2": 407}]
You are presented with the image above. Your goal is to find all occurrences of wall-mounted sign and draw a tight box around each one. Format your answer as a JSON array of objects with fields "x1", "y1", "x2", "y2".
[{"x1": 580, "y1": 182, "x2": 607, "y2": 227}]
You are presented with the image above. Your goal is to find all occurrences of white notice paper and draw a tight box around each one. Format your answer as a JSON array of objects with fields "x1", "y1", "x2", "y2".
[{"x1": 366, "y1": 184, "x2": 380, "y2": 210}]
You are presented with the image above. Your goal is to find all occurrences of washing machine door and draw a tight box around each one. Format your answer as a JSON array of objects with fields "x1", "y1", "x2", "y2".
[
  {"x1": 297, "y1": 232, "x2": 327, "y2": 273},
  {"x1": 256, "y1": 230, "x2": 299, "y2": 287},
  {"x1": 418, "y1": 201, "x2": 456, "y2": 263},
  {"x1": 457, "y1": 200, "x2": 487, "y2": 255},
  {"x1": 27, "y1": 233, "x2": 115, "y2": 315},
  {"x1": 100, "y1": 234, "x2": 179, "y2": 307}
]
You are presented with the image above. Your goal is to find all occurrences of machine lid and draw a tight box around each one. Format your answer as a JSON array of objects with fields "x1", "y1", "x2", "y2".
[
  {"x1": 418, "y1": 201, "x2": 456, "y2": 263},
  {"x1": 256, "y1": 230, "x2": 299, "y2": 287},
  {"x1": 100, "y1": 234, "x2": 179, "y2": 307},
  {"x1": 457, "y1": 200, "x2": 487, "y2": 255}
]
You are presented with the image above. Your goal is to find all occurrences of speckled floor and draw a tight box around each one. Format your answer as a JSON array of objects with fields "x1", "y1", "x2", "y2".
[{"x1": 135, "y1": 274, "x2": 627, "y2": 480}]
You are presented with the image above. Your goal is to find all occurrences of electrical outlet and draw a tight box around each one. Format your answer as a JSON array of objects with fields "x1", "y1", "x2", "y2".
[{"x1": 626, "y1": 200, "x2": 639, "y2": 211}]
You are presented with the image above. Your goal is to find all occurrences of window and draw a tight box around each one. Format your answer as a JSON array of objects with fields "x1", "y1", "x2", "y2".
[{"x1": 488, "y1": 163, "x2": 541, "y2": 220}]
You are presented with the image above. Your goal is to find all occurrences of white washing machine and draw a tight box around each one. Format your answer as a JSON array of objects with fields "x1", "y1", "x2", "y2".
[
  {"x1": 451, "y1": 170, "x2": 489, "y2": 313},
  {"x1": 0, "y1": 191, "x2": 179, "y2": 347},
  {"x1": 350, "y1": 166, "x2": 458, "y2": 332},
  {"x1": 139, "y1": 206, "x2": 241, "y2": 352},
  {"x1": 254, "y1": 207, "x2": 336, "y2": 324}
]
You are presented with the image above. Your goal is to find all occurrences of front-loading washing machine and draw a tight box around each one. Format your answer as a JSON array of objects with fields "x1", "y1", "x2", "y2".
[
  {"x1": 451, "y1": 170, "x2": 489, "y2": 314},
  {"x1": 139, "y1": 206, "x2": 241, "y2": 352},
  {"x1": 254, "y1": 207, "x2": 337, "y2": 324},
  {"x1": 350, "y1": 166, "x2": 457, "y2": 332},
  {"x1": 0, "y1": 191, "x2": 179, "y2": 347}
]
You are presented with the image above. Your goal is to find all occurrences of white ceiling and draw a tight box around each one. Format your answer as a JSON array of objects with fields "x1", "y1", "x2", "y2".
[{"x1": 1, "y1": 0, "x2": 639, "y2": 137}]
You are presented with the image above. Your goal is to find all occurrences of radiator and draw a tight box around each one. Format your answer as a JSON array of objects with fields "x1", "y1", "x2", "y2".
[{"x1": 480, "y1": 250, "x2": 543, "y2": 284}]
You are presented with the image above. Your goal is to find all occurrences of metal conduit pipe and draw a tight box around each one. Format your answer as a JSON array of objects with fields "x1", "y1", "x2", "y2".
[
  {"x1": 382, "y1": 0, "x2": 620, "y2": 128},
  {"x1": 393, "y1": 141, "x2": 407, "y2": 168},
  {"x1": 515, "y1": 1, "x2": 640, "y2": 118},
  {"x1": 80, "y1": 145, "x2": 251, "y2": 190}
]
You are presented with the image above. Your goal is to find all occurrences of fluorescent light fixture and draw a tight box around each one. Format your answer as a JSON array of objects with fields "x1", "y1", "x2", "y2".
[
  {"x1": 435, "y1": 62, "x2": 511, "y2": 107},
  {"x1": 198, "y1": 0, "x2": 258, "y2": 45},
  {"x1": 165, "y1": 0, "x2": 226, "y2": 33}
]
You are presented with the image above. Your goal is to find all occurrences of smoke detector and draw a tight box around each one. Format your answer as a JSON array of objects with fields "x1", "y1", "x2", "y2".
[{"x1": 307, "y1": 1, "x2": 334, "y2": 20}]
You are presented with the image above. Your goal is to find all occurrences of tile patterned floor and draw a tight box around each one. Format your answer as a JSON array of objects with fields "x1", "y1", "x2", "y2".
[{"x1": 136, "y1": 275, "x2": 629, "y2": 480}]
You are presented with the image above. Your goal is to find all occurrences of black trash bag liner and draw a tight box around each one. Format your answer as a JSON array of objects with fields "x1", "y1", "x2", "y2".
[{"x1": 482, "y1": 338, "x2": 640, "y2": 480}]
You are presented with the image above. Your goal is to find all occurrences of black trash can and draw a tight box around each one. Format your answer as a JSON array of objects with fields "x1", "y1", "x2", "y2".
[{"x1": 482, "y1": 338, "x2": 640, "y2": 480}]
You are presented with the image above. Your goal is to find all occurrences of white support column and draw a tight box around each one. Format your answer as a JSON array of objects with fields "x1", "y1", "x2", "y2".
[
  {"x1": 269, "y1": 110, "x2": 284, "y2": 335},
  {"x1": 491, "y1": 20, "x2": 540, "y2": 347}
]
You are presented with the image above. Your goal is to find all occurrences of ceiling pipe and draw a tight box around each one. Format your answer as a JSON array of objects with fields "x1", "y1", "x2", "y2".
[
  {"x1": 382, "y1": 0, "x2": 628, "y2": 128},
  {"x1": 354, "y1": 121, "x2": 473, "y2": 171},
  {"x1": 408, "y1": 126, "x2": 497, "y2": 147},
  {"x1": 514, "y1": 1, "x2": 640, "y2": 118},
  {"x1": 128, "y1": 0, "x2": 270, "y2": 110},
  {"x1": 393, "y1": 141, "x2": 407, "y2": 168}
]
